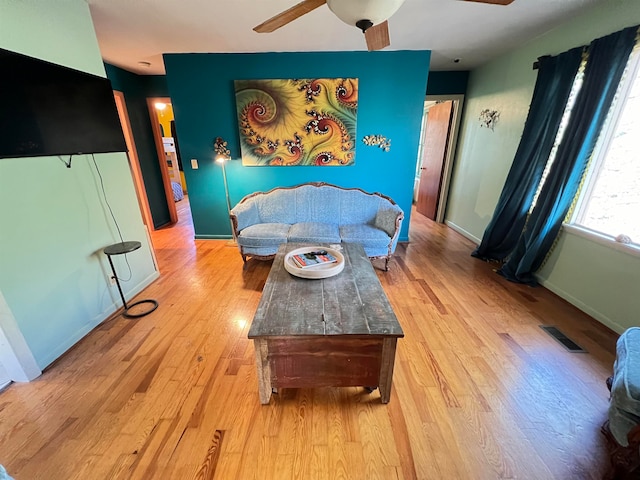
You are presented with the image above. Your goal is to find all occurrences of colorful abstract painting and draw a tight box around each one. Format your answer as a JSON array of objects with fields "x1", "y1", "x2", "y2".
[{"x1": 234, "y1": 78, "x2": 358, "y2": 166}]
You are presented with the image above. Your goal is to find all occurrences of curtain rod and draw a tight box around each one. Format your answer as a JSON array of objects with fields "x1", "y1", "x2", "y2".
[{"x1": 532, "y1": 55, "x2": 551, "y2": 70}]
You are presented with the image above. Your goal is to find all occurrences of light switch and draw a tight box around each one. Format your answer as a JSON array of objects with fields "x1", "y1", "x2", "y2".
[{"x1": 191, "y1": 158, "x2": 198, "y2": 169}]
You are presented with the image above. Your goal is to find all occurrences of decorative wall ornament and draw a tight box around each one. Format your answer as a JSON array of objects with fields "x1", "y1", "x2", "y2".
[
  {"x1": 362, "y1": 135, "x2": 391, "y2": 152},
  {"x1": 479, "y1": 109, "x2": 500, "y2": 130},
  {"x1": 213, "y1": 137, "x2": 231, "y2": 160},
  {"x1": 234, "y1": 78, "x2": 358, "y2": 166}
]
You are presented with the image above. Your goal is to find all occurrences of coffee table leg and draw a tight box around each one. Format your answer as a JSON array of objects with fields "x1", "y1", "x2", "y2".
[
  {"x1": 253, "y1": 338, "x2": 272, "y2": 405},
  {"x1": 378, "y1": 338, "x2": 398, "y2": 404}
]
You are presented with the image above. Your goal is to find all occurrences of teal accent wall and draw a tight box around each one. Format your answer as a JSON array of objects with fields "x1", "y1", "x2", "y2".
[
  {"x1": 105, "y1": 64, "x2": 172, "y2": 229},
  {"x1": 445, "y1": 0, "x2": 640, "y2": 333},
  {"x1": 0, "y1": 0, "x2": 158, "y2": 368},
  {"x1": 426, "y1": 71, "x2": 469, "y2": 95},
  {"x1": 163, "y1": 51, "x2": 431, "y2": 241}
]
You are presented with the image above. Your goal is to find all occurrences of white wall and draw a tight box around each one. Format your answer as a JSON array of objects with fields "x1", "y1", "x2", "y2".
[
  {"x1": 446, "y1": 0, "x2": 640, "y2": 333},
  {"x1": 0, "y1": 363, "x2": 9, "y2": 390},
  {"x1": 0, "y1": 0, "x2": 159, "y2": 369}
]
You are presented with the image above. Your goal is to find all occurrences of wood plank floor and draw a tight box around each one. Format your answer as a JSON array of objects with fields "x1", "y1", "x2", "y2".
[{"x1": 0, "y1": 197, "x2": 618, "y2": 479}]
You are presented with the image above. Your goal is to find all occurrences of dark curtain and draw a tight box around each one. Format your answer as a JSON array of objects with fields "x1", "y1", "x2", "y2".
[
  {"x1": 472, "y1": 47, "x2": 584, "y2": 261},
  {"x1": 499, "y1": 25, "x2": 639, "y2": 284}
]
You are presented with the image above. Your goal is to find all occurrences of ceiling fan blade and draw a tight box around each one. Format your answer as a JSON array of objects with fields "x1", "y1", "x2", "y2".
[
  {"x1": 364, "y1": 21, "x2": 390, "y2": 51},
  {"x1": 462, "y1": 0, "x2": 514, "y2": 5},
  {"x1": 254, "y1": 0, "x2": 327, "y2": 33}
]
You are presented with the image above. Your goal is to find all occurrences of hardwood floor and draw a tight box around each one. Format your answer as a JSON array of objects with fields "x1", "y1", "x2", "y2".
[{"x1": 0, "y1": 197, "x2": 618, "y2": 479}]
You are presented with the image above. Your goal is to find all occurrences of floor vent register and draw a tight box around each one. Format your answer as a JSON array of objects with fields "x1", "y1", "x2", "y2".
[{"x1": 539, "y1": 325, "x2": 587, "y2": 353}]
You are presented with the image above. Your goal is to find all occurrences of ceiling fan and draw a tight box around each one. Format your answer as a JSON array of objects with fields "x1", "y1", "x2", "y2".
[{"x1": 253, "y1": 0, "x2": 514, "y2": 51}]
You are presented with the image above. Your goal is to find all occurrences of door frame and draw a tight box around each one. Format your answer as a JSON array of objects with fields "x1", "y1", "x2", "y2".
[
  {"x1": 113, "y1": 91, "x2": 155, "y2": 233},
  {"x1": 422, "y1": 94, "x2": 465, "y2": 223},
  {"x1": 147, "y1": 97, "x2": 178, "y2": 225},
  {"x1": 0, "y1": 362, "x2": 10, "y2": 390},
  {"x1": 0, "y1": 289, "x2": 41, "y2": 384}
]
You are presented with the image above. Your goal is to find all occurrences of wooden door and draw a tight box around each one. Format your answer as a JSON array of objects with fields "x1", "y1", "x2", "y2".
[{"x1": 416, "y1": 100, "x2": 454, "y2": 220}]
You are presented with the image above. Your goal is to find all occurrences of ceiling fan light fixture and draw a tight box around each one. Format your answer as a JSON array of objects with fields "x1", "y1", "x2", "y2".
[
  {"x1": 326, "y1": 0, "x2": 405, "y2": 27},
  {"x1": 355, "y1": 19, "x2": 373, "y2": 33}
]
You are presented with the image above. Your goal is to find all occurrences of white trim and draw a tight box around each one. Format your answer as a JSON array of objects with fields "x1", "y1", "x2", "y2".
[
  {"x1": 0, "y1": 289, "x2": 41, "y2": 383},
  {"x1": 445, "y1": 220, "x2": 481, "y2": 244},
  {"x1": 0, "y1": 362, "x2": 10, "y2": 390},
  {"x1": 38, "y1": 270, "x2": 160, "y2": 368},
  {"x1": 562, "y1": 224, "x2": 640, "y2": 258},
  {"x1": 537, "y1": 277, "x2": 626, "y2": 334}
]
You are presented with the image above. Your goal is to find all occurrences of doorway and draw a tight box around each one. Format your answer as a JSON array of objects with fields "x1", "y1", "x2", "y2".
[
  {"x1": 414, "y1": 94, "x2": 464, "y2": 223},
  {"x1": 147, "y1": 98, "x2": 191, "y2": 227},
  {"x1": 113, "y1": 92, "x2": 154, "y2": 231},
  {"x1": 113, "y1": 91, "x2": 159, "y2": 269}
]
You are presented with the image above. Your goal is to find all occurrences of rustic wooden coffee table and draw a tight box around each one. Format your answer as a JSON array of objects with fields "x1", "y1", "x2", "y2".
[{"x1": 248, "y1": 242, "x2": 404, "y2": 404}]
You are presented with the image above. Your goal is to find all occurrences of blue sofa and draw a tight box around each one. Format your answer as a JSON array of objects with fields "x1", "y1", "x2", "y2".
[{"x1": 229, "y1": 182, "x2": 404, "y2": 270}]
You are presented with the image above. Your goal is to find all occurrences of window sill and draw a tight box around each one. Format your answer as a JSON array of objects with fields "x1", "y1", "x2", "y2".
[{"x1": 562, "y1": 224, "x2": 640, "y2": 258}]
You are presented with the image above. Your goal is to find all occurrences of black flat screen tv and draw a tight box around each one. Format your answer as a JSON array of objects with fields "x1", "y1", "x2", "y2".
[{"x1": 0, "y1": 47, "x2": 127, "y2": 159}]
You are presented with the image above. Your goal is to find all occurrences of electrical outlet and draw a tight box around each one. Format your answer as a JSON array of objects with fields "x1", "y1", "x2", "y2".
[
  {"x1": 109, "y1": 276, "x2": 117, "y2": 286},
  {"x1": 191, "y1": 158, "x2": 198, "y2": 169}
]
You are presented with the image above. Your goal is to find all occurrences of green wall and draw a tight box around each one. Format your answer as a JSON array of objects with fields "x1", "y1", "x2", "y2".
[
  {"x1": 105, "y1": 64, "x2": 172, "y2": 228},
  {"x1": 445, "y1": 0, "x2": 640, "y2": 333},
  {"x1": 0, "y1": 0, "x2": 158, "y2": 368},
  {"x1": 163, "y1": 51, "x2": 431, "y2": 242}
]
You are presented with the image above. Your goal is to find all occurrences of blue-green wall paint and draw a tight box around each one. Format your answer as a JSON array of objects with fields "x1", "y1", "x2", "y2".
[
  {"x1": 426, "y1": 71, "x2": 469, "y2": 95},
  {"x1": 143, "y1": 75, "x2": 170, "y2": 97},
  {"x1": 163, "y1": 51, "x2": 431, "y2": 242},
  {"x1": 105, "y1": 64, "x2": 172, "y2": 228},
  {"x1": 0, "y1": 0, "x2": 158, "y2": 368}
]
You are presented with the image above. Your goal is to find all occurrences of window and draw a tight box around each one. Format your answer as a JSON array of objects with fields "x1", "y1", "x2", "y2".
[{"x1": 569, "y1": 48, "x2": 640, "y2": 247}]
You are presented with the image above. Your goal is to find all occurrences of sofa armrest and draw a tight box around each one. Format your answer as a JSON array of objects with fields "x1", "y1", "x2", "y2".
[
  {"x1": 609, "y1": 327, "x2": 640, "y2": 447},
  {"x1": 230, "y1": 200, "x2": 260, "y2": 232}
]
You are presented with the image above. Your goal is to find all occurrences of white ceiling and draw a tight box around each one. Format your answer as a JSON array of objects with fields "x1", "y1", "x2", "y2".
[{"x1": 88, "y1": 0, "x2": 606, "y2": 76}]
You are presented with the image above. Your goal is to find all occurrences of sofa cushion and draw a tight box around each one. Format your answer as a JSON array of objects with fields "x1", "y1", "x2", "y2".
[
  {"x1": 288, "y1": 222, "x2": 341, "y2": 243},
  {"x1": 237, "y1": 223, "x2": 290, "y2": 248},
  {"x1": 609, "y1": 327, "x2": 640, "y2": 446},
  {"x1": 375, "y1": 205, "x2": 401, "y2": 237},
  {"x1": 339, "y1": 224, "x2": 392, "y2": 251}
]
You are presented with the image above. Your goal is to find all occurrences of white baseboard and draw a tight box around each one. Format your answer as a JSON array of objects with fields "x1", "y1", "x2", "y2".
[
  {"x1": 39, "y1": 271, "x2": 160, "y2": 369},
  {"x1": 444, "y1": 220, "x2": 481, "y2": 244},
  {"x1": 443, "y1": 221, "x2": 624, "y2": 334},
  {"x1": 537, "y1": 277, "x2": 625, "y2": 334}
]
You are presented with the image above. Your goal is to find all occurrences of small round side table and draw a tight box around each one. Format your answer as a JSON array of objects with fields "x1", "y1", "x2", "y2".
[{"x1": 103, "y1": 241, "x2": 158, "y2": 318}]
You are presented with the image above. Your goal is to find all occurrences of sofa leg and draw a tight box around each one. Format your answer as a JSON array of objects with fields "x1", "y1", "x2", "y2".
[
  {"x1": 384, "y1": 257, "x2": 390, "y2": 272},
  {"x1": 601, "y1": 419, "x2": 640, "y2": 479}
]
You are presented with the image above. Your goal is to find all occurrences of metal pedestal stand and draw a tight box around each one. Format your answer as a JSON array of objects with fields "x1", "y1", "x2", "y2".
[{"x1": 103, "y1": 241, "x2": 158, "y2": 318}]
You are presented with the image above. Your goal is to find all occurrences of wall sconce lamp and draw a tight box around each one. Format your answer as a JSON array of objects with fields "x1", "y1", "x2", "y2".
[{"x1": 213, "y1": 137, "x2": 235, "y2": 241}]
